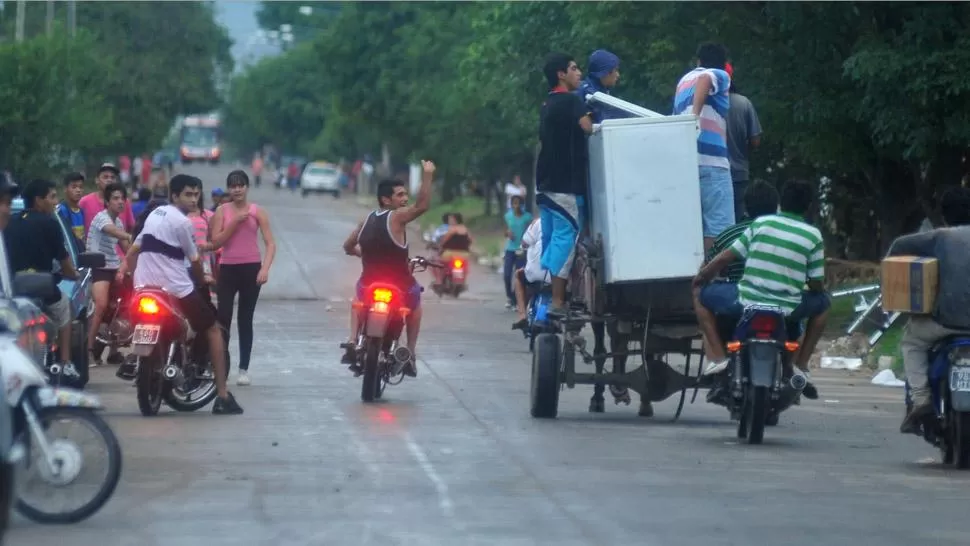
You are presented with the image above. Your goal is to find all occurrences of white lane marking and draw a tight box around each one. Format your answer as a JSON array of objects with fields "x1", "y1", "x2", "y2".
[{"x1": 404, "y1": 431, "x2": 454, "y2": 518}]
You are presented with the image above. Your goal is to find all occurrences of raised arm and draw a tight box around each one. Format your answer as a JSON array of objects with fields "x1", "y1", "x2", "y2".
[{"x1": 390, "y1": 160, "x2": 435, "y2": 227}]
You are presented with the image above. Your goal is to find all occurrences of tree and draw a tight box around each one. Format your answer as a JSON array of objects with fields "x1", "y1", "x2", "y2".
[
  {"x1": 226, "y1": 1, "x2": 970, "y2": 258},
  {"x1": 0, "y1": 31, "x2": 117, "y2": 178}
]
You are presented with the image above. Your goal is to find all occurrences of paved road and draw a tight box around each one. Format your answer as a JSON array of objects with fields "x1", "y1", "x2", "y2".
[{"x1": 10, "y1": 164, "x2": 970, "y2": 545}]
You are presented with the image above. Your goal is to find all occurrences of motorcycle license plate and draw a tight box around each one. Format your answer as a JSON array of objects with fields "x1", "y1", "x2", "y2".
[
  {"x1": 452, "y1": 269, "x2": 465, "y2": 280},
  {"x1": 952, "y1": 367, "x2": 970, "y2": 392},
  {"x1": 132, "y1": 324, "x2": 161, "y2": 345}
]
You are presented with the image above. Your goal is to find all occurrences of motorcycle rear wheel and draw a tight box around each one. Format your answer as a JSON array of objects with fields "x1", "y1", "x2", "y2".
[
  {"x1": 16, "y1": 407, "x2": 123, "y2": 524},
  {"x1": 360, "y1": 338, "x2": 382, "y2": 403},
  {"x1": 136, "y1": 348, "x2": 165, "y2": 417},
  {"x1": 739, "y1": 385, "x2": 769, "y2": 445}
]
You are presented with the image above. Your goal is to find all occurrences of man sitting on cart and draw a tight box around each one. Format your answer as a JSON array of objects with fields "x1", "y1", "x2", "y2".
[
  {"x1": 536, "y1": 52, "x2": 594, "y2": 317},
  {"x1": 691, "y1": 179, "x2": 828, "y2": 400}
]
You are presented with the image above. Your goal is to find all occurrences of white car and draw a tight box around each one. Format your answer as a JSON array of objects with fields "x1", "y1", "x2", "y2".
[{"x1": 300, "y1": 163, "x2": 341, "y2": 198}]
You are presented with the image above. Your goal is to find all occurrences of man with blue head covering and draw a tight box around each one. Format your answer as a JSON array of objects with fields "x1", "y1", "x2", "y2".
[{"x1": 576, "y1": 49, "x2": 629, "y2": 123}]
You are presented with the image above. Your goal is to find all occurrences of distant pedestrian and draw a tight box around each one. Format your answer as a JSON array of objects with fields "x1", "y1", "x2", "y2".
[{"x1": 724, "y1": 62, "x2": 763, "y2": 221}]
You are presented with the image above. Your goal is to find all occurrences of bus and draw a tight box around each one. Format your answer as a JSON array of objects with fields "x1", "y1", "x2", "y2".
[{"x1": 179, "y1": 113, "x2": 222, "y2": 165}]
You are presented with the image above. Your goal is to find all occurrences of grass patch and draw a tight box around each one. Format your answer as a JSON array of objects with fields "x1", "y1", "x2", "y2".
[{"x1": 422, "y1": 196, "x2": 510, "y2": 257}]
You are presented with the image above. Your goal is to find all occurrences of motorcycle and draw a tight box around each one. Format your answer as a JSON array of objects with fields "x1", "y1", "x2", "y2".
[
  {"x1": 522, "y1": 283, "x2": 554, "y2": 353},
  {"x1": 345, "y1": 257, "x2": 440, "y2": 402},
  {"x1": 0, "y1": 365, "x2": 13, "y2": 540},
  {"x1": 124, "y1": 286, "x2": 222, "y2": 416},
  {"x1": 93, "y1": 274, "x2": 134, "y2": 368},
  {"x1": 422, "y1": 232, "x2": 468, "y2": 298},
  {"x1": 710, "y1": 304, "x2": 806, "y2": 444},
  {"x1": 905, "y1": 335, "x2": 970, "y2": 468},
  {"x1": 4, "y1": 272, "x2": 122, "y2": 524}
]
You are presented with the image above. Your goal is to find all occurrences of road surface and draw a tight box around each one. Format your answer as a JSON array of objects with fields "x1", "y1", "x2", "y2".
[{"x1": 9, "y1": 163, "x2": 970, "y2": 545}]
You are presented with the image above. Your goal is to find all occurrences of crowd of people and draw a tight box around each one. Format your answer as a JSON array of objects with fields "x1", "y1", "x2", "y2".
[
  {"x1": 527, "y1": 41, "x2": 970, "y2": 434},
  {"x1": 0, "y1": 162, "x2": 276, "y2": 416}
]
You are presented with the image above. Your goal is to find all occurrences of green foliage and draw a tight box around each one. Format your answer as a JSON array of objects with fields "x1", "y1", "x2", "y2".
[
  {"x1": 0, "y1": 2, "x2": 231, "y2": 177},
  {"x1": 226, "y1": 1, "x2": 970, "y2": 258},
  {"x1": 0, "y1": 31, "x2": 117, "y2": 176}
]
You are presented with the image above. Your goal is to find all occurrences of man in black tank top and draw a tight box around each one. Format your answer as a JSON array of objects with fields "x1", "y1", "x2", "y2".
[{"x1": 342, "y1": 161, "x2": 437, "y2": 376}]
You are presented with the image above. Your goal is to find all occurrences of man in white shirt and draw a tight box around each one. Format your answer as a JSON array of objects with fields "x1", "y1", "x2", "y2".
[
  {"x1": 116, "y1": 174, "x2": 243, "y2": 415},
  {"x1": 504, "y1": 174, "x2": 527, "y2": 211},
  {"x1": 511, "y1": 217, "x2": 545, "y2": 330}
]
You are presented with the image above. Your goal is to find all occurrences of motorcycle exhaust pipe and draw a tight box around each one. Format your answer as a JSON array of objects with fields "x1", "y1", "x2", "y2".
[
  {"x1": 48, "y1": 363, "x2": 62, "y2": 376},
  {"x1": 790, "y1": 373, "x2": 807, "y2": 391},
  {"x1": 393, "y1": 346, "x2": 412, "y2": 365}
]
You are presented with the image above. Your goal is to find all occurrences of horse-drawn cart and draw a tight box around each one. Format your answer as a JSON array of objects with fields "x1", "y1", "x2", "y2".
[{"x1": 530, "y1": 93, "x2": 717, "y2": 420}]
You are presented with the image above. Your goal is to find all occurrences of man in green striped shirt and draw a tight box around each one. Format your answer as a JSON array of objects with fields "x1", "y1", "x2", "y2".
[
  {"x1": 692, "y1": 180, "x2": 830, "y2": 399},
  {"x1": 705, "y1": 180, "x2": 780, "y2": 282}
]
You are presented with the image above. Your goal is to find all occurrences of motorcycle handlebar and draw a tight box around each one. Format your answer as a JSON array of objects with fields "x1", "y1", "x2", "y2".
[{"x1": 409, "y1": 256, "x2": 445, "y2": 271}]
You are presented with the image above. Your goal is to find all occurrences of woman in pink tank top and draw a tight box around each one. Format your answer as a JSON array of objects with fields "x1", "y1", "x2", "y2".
[{"x1": 210, "y1": 170, "x2": 277, "y2": 386}]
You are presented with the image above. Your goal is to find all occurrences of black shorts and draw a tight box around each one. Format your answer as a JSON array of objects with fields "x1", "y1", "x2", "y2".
[
  {"x1": 91, "y1": 268, "x2": 117, "y2": 284},
  {"x1": 177, "y1": 289, "x2": 217, "y2": 333}
]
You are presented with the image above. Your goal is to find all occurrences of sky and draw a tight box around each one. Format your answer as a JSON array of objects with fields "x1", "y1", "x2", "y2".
[{"x1": 215, "y1": 0, "x2": 280, "y2": 71}]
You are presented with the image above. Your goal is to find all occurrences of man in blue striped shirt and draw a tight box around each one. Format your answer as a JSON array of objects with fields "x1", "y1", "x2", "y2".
[{"x1": 674, "y1": 42, "x2": 734, "y2": 252}]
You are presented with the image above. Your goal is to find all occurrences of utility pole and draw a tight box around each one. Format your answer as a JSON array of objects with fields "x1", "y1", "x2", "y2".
[
  {"x1": 68, "y1": 0, "x2": 77, "y2": 37},
  {"x1": 46, "y1": 0, "x2": 55, "y2": 36},
  {"x1": 15, "y1": 0, "x2": 26, "y2": 43}
]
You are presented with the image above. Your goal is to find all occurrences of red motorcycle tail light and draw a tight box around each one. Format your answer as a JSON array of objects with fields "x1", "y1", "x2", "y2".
[
  {"x1": 138, "y1": 297, "x2": 161, "y2": 315},
  {"x1": 372, "y1": 288, "x2": 393, "y2": 304},
  {"x1": 453, "y1": 258, "x2": 464, "y2": 268}
]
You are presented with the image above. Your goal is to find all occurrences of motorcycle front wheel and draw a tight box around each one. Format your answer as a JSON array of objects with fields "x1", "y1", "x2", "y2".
[{"x1": 16, "y1": 406, "x2": 123, "y2": 524}]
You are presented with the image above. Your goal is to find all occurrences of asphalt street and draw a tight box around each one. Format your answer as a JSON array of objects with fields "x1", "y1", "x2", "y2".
[{"x1": 8, "y1": 163, "x2": 970, "y2": 546}]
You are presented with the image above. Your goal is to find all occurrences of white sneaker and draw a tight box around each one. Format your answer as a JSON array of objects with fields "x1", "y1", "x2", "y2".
[
  {"x1": 236, "y1": 371, "x2": 251, "y2": 386},
  {"x1": 702, "y1": 358, "x2": 730, "y2": 376}
]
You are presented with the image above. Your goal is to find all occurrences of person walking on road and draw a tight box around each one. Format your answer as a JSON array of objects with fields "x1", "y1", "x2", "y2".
[
  {"x1": 252, "y1": 154, "x2": 264, "y2": 188},
  {"x1": 503, "y1": 196, "x2": 533, "y2": 309},
  {"x1": 210, "y1": 170, "x2": 277, "y2": 386},
  {"x1": 79, "y1": 163, "x2": 136, "y2": 236},
  {"x1": 724, "y1": 63, "x2": 763, "y2": 221}
]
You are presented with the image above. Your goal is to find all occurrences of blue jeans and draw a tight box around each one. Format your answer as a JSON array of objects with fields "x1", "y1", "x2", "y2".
[
  {"x1": 699, "y1": 166, "x2": 735, "y2": 238},
  {"x1": 503, "y1": 250, "x2": 525, "y2": 305},
  {"x1": 699, "y1": 282, "x2": 831, "y2": 321}
]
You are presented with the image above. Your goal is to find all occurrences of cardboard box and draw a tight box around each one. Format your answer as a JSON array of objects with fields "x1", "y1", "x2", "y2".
[{"x1": 881, "y1": 256, "x2": 939, "y2": 314}]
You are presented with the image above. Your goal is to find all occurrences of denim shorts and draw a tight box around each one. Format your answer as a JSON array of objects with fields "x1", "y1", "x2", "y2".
[
  {"x1": 699, "y1": 282, "x2": 831, "y2": 321},
  {"x1": 356, "y1": 279, "x2": 422, "y2": 310},
  {"x1": 698, "y1": 166, "x2": 736, "y2": 238}
]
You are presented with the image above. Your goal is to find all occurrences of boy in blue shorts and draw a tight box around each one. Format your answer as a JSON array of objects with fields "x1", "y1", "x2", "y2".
[{"x1": 536, "y1": 52, "x2": 593, "y2": 315}]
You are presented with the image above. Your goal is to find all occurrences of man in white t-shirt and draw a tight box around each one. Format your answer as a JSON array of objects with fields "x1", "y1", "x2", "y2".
[
  {"x1": 511, "y1": 217, "x2": 545, "y2": 329},
  {"x1": 116, "y1": 174, "x2": 243, "y2": 415},
  {"x1": 504, "y1": 174, "x2": 527, "y2": 211}
]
